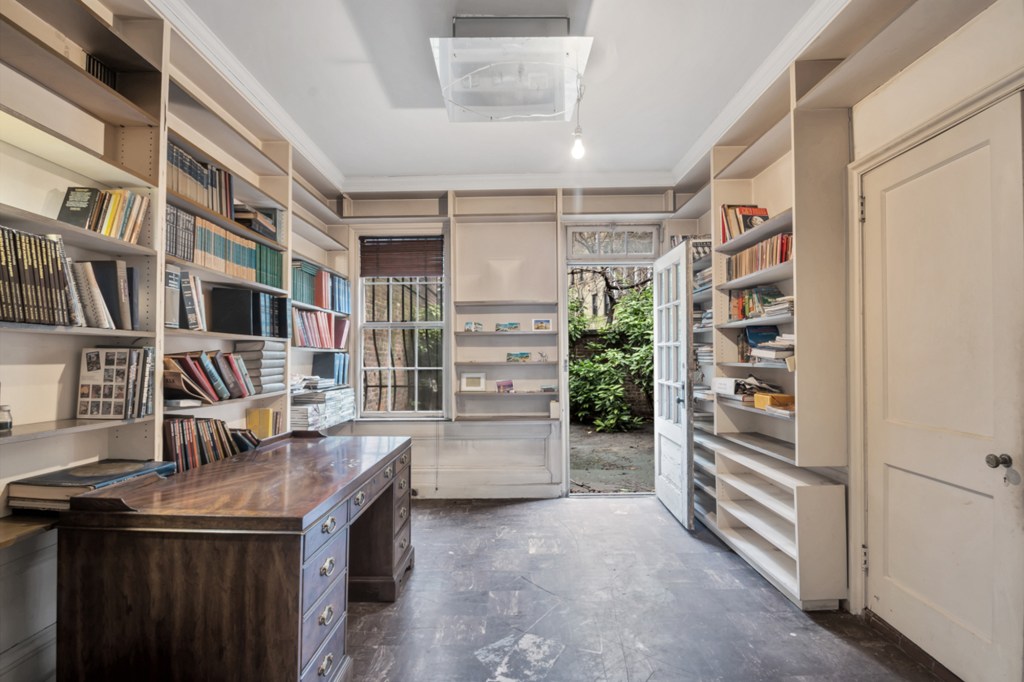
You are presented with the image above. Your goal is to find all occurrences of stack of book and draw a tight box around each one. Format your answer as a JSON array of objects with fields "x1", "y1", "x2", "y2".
[
  {"x1": 750, "y1": 333, "x2": 795, "y2": 365},
  {"x1": 312, "y1": 352, "x2": 350, "y2": 386},
  {"x1": 234, "y1": 339, "x2": 286, "y2": 394},
  {"x1": 695, "y1": 343, "x2": 714, "y2": 365},
  {"x1": 56, "y1": 187, "x2": 150, "y2": 244},
  {"x1": 696, "y1": 309, "x2": 714, "y2": 331},
  {"x1": 78, "y1": 346, "x2": 156, "y2": 419},
  {"x1": 728, "y1": 285, "x2": 785, "y2": 322},
  {"x1": 693, "y1": 268, "x2": 712, "y2": 293},
  {"x1": 720, "y1": 204, "x2": 769, "y2": 242},
  {"x1": 290, "y1": 386, "x2": 355, "y2": 430},
  {"x1": 233, "y1": 204, "x2": 279, "y2": 241},
  {"x1": 762, "y1": 295, "x2": 795, "y2": 317},
  {"x1": 7, "y1": 459, "x2": 176, "y2": 511}
]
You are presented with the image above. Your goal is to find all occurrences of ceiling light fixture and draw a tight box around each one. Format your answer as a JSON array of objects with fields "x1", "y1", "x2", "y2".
[{"x1": 571, "y1": 76, "x2": 585, "y2": 160}]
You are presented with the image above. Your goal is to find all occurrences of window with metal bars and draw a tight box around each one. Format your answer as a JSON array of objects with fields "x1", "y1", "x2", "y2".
[{"x1": 359, "y1": 236, "x2": 445, "y2": 417}]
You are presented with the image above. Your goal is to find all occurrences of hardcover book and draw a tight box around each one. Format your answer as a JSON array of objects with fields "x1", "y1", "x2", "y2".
[
  {"x1": 77, "y1": 347, "x2": 132, "y2": 419},
  {"x1": 8, "y1": 459, "x2": 176, "y2": 503},
  {"x1": 56, "y1": 187, "x2": 102, "y2": 229}
]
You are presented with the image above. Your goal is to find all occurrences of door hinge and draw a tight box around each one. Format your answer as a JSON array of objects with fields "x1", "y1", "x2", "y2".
[
  {"x1": 858, "y1": 195, "x2": 866, "y2": 224},
  {"x1": 861, "y1": 544, "x2": 869, "y2": 575}
]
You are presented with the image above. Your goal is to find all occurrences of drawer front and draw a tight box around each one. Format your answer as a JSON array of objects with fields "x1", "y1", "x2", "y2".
[
  {"x1": 301, "y1": 571, "x2": 347, "y2": 670},
  {"x1": 304, "y1": 501, "x2": 349, "y2": 562},
  {"x1": 395, "y1": 449, "x2": 411, "y2": 475},
  {"x1": 393, "y1": 519, "x2": 411, "y2": 570},
  {"x1": 394, "y1": 464, "x2": 411, "y2": 499},
  {"x1": 302, "y1": 528, "x2": 348, "y2": 614},
  {"x1": 349, "y1": 473, "x2": 382, "y2": 521},
  {"x1": 301, "y1": 616, "x2": 347, "y2": 682},
  {"x1": 394, "y1": 491, "x2": 411, "y2": 535}
]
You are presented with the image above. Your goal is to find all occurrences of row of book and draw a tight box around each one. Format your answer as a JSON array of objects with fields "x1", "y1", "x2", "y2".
[
  {"x1": 246, "y1": 407, "x2": 282, "y2": 439},
  {"x1": 77, "y1": 346, "x2": 155, "y2": 420},
  {"x1": 167, "y1": 141, "x2": 235, "y2": 219},
  {"x1": 736, "y1": 325, "x2": 795, "y2": 368},
  {"x1": 693, "y1": 268, "x2": 712, "y2": 292},
  {"x1": 164, "y1": 350, "x2": 257, "y2": 405},
  {"x1": 165, "y1": 204, "x2": 283, "y2": 288},
  {"x1": 721, "y1": 204, "x2": 770, "y2": 242},
  {"x1": 726, "y1": 233, "x2": 793, "y2": 281},
  {"x1": 291, "y1": 386, "x2": 355, "y2": 430},
  {"x1": 164, "y1": 416, "x2": 259, "y2": 472},
  {"x1": 56, "y1": 187, "x2": 150, "y2": 244},
  {"x1": 292, "y1": 308, "x2": 349, "y2": 349},
  {"x1": 312, "y1": 351, "x2": 351, "y2": 386},
  {"x1": 291, "y1": 260, "x2": 352, "y2": 314},
  {"x1": 234, "y1": 205, "x2": 279, "y2": 241},
  {"x1": 0, "y1": 226, "x2": 144, "y2": 330},
  {"x1": 727, "y1": 285, "x2": 789, "y2": 322},
  {"x1": 85, "y1": 53, "x2": 116, "y2": 88}
]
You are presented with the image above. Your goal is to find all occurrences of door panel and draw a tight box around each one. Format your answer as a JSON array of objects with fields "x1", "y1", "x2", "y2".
[
  {"x1": 863, "y1": 94, "x2": 1024, "y2": 682},
  {"x1": 654, "y1": 242, "x2": 693, "y2": 528}
]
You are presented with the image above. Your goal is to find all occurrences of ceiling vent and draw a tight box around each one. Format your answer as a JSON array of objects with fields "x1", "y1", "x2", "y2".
[{"x1": 430, "y1": 16, "x2": 593, "y2": 123}]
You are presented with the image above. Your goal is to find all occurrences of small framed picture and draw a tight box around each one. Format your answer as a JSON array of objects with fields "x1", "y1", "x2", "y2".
[
  {"x1": 464, "y1": 321, "x2": 484, "y2": 332},
  {"x1": 461, "y1": 372, "x2": 486, "y2": 392},
  {"x1": 496, "y1": 379, "x2": 514, "y2": 394},
  {"x1": 532, "y1": 319, "x2": 552, "y2": 331},
  {"x1": 506, "y1": 352, "x2": 531, "y2": 363},
  {"x1": 495, "y1": 322, "x2": 520, "y2": 332}
]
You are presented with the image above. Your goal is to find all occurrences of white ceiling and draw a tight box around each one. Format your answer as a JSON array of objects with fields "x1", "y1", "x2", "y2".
[{"x1": 160, "y1": 0, "x2": 831, "y2": 192}]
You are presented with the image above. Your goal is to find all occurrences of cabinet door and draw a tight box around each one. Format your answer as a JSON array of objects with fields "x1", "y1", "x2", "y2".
[{"x1": 653, "y1": 241, "x2": 694, "y2": 528}]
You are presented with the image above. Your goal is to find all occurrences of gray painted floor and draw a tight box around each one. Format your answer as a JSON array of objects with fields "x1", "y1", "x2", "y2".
[{"x1": 348, "y1": 497, "x2": 941, "y2": 681}]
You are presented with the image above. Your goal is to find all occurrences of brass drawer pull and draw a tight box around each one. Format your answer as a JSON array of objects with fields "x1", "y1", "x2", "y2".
[
  {"x1": 398, "y1": 506, "x2": 407, "y2": 520},
  {"x1": 320, "y1": 556, "x2": 336, "y2": 577},
  {"x1": 318, "y1": 604, "x2": 335, "y2": 627},
  {"x1": 321, "y1": 516, "x2": 337, "y2": 534},
  {"x1": 318, "y1": 653, "x2": 334, "y2": 677},
  {"x1": 384, "y1": 465, "x2": 393, "y2": 479},
  {"x1": 399, "y1": 453, "x2": 408, "y2": 466},
  {"x1": 397, "y1": 479, "x2": 407, "y2": 491},
  {"x1": 399, "y1": 537, "x2": 409, "y2": 551},
  {"x1": 354, "y1": 491, "x2": 366, "y2": 506}
]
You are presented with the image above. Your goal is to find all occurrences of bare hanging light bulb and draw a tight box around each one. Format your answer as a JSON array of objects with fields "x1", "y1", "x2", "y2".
[
  {"x1": 571, "y1": 127, "x2": 585, "y2": 159},
  {"x1": 570, "y1": 77, "x2": 585, "y2": 160}
]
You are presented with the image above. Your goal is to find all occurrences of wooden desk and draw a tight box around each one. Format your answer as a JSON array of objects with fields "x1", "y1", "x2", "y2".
[{"x1": 56, "y1": 432, "x2": 414, "y2": 682}]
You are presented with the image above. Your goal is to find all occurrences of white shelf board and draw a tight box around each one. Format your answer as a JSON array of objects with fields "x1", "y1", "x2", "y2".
[
  {"x1": 719, "y1": 499, "x2": 796, "y2": 559},
  {"x1": 717, "y1": 314, "x2": 794, "y2": 329},
  {"x1": 292, "y1": 177, "x2": 341, "y2": 225},
  {"x1": 718, "y1": 260, "x2": 794, "y2": 291},
  {"x1": 453, "y1": 415, "x2": 557, "y2": 422},
  {"x1": 0, "y1": 108, "x2": 151, "y2": 187},
  {"x1": 455, "y1": 331, "x2": 558, "y2": 337},
  {"x1": 560, "y1": 211, "x2": 672, "y2": 223},
  {"x1": 455, "y1": 300, "x2": 557, "y2": 307},
  {"x1": 718, "y1": 472, "x2": 796, "y2": 523},
  {"x1": 291, "y1": 211, "x2": 347, "y2": 252},
  {"x1": 455, "y1": 361, "x2": 558, "y2": 367},
  {"x1": 0, "y1": 203, "x2": 157, "y2": 256},
  {"x1": 0, "y1": 322, "x2": 155, "y2": 338},
  {"x1": 670, "y1": 184, "x2": 711, "y2": 219},
  {"x1": 163, "y1": 390, "x2": 287, "y2": 413},
  {"x1": 717, "y1": 432, "x2": 797, "y2": 464},
  {"x1": 693, "y1": 449, "x2": 716, "y2": 476},
  {"x1": 455, "y1": 392, "x2": 558, "y2": 398},
  {"x1": 0, "y1": 416, "x2": 154, "y2": 445},
  {"x1": 694, "y1": 475, "x2": 716, "y2": 497},
  {"x1": 165, "y1": 327, "x2": 288, "y2": 343},
  {"x1": 716, "y1": 526, "x2": 798, "y2": 596},
  {"x1": 715, "y1": 443, "x2": 834, "y2": 489},
  {"x1": 720, "y1": 401, "x2": 795, "y2": 421},
  {"x1": 716, "y1": 209, "x2": 794, "y2": 255},
  {"x1": 718, "y1": 362, "x2": 789, "y2": 370},
  {"x1": 692, "y1": 287, "x2": 713, "y2": 304}
]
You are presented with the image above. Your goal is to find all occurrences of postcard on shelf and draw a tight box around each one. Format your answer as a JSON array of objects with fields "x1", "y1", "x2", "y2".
[
  {"x1": 495, "y1": 379, "x2": 514, "y2": 393},
  {"x1": 541, "y1": 385, "x2": 557, "y2": 393},
  {"x1": 461, "y1": 372, "x2": 486, "y2": 392},
  {"x1": 77, "y1": 348, "x2": 131, "y2": 419},
  {"x1": 506, "y1": 352, "x2": 531, "y2": 363},
  {"x1": 532, "y1": 319, "x2": 552, "y2": 331},
  {"x1": 495, "y1": 322, "x2": 520, "y2": 332},
  {"x1": 464, "y1": 321, "x2": 484, "y2": 332},
  {"x1": 549, "y1": 400, "x2": 560, "y2": 419}
]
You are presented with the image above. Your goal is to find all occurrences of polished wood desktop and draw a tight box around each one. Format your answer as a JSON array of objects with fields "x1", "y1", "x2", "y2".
[{"x1": 56, "y1": 432, "x2": 414, "y2": 682}]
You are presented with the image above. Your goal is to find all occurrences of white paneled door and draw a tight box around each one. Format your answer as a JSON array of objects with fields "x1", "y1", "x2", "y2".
[
  {"x1": 653, "y1": 242, "x2": 693, "y2": 529},
  {"x1": 863, "y1": 93, "x2": 1024, "y2": 682}
]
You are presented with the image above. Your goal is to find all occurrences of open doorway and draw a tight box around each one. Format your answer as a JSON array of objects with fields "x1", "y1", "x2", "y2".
[{"x1": 566, "y1": 263, "x2": 655, "y2": 494}]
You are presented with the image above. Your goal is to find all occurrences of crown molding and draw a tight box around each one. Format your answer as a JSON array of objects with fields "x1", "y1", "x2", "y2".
[
  {"x1": 146, "y1": 0, "x2": 347, "y2": 191},
  {"x1": 671, "y1": 0, "x2": 850, "y2": 182},
  {"x1": 338, "y1": 170, "x2": 680, "y2": 194}
]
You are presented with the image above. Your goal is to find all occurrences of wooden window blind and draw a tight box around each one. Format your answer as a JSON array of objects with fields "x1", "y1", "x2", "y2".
[{"x1": 359, "y1": 236, "x2": 444, "y2": 277}]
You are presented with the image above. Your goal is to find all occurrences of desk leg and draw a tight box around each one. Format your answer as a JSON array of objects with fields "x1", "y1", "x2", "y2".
[{"x1": 348, "y1": 485, "x2": 414, "y2": 602}]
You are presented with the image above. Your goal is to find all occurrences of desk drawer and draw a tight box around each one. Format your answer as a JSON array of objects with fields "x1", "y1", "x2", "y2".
[
  {"x1": 349, "y1": 473, "x2": 386, "y2": 521},
  {"x1": 395, "y1": 448, "x2": 411, "y2": 474},
  {"x1": 394, "y1": 491, "x2": 411, "y2": 534},
  {"x1": 302, "y1": 528, "x2": 347, "y2": 614},
  {"x1": 304, "y1": 501, "x2": 348, "y2": 561},
  {"x1": 301, "y1": 616, "x2": 346, "y2": 682},
  {"x1": 301, "y1": 571, "x2": 347, "y2": 670},
  {"x1": 394, "y1": 519, "x2": 411, "y2": 569},
  {"x1": 395, "y1": 464, "x2": 410, "y2": 499}
]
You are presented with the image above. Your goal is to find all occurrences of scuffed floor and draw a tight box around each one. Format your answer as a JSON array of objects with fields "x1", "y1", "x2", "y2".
[{"x1": 347, "y1": 497, "x2": 941, "y2": 681}]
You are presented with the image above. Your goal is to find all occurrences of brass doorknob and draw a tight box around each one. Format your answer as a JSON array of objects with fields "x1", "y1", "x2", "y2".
[{"x1": 985, "y1": 453, "x2": 1013, "y2": 468}]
